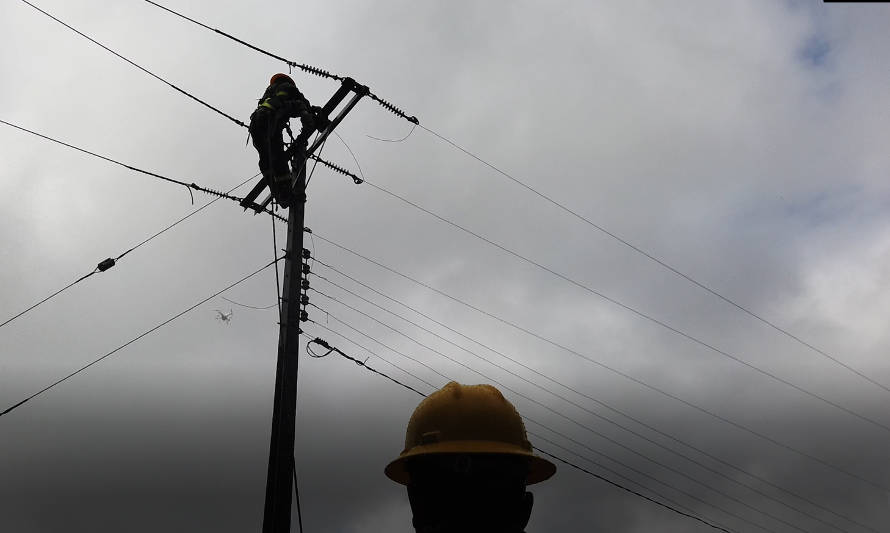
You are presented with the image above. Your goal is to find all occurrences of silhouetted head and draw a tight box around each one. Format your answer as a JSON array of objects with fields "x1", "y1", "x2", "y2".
[
  {"x1": 386, "y1": 382, "x2": 556, "y2": 533},
  {"x1": 269, "y1": 73, "x2": 295, "y2": 87}
]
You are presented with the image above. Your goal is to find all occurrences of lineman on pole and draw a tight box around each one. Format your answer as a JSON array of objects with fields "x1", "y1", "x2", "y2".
[
  {"x1": 386, "y1": 382, "x2": 556, "y2": 533},
  {"x1": 248, "y1": 73, "x2": 326, "y2": 207}
]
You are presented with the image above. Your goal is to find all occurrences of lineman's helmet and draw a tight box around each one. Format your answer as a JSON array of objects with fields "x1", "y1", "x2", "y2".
[
  {"x1": 269, "y1": 73, "x2": 295, "y2": 86},
  {"x1": 385, "y1": 382, "x2": 556, "y2": 485}
]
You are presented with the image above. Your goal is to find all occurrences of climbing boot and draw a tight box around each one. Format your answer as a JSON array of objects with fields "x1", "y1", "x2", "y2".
[{"x1": 271, "y1": 172, "x2": 294, "y2": 208}]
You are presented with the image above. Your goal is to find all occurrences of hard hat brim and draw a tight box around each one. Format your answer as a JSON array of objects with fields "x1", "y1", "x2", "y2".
[{"x1": 384, "y1": 439, "x2": 556, "y2": 486}]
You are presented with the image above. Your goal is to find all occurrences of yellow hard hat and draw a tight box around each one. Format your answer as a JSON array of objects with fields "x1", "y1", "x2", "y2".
[{"x1": 385, "y1": 382, "x2": 556, "y2": 485}]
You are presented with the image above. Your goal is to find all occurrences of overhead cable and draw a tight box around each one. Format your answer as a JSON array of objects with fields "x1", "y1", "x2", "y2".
[
  {"x1": 310, "y1": 298, "x2": 811, "y2": 533},
  {"x1": 0, "y1": 171, "x2": 258, "y2": 332},
  {"x1": 419, "y1": 124, "x2": 890, "y2": 396},
  {"x1": 0, "y1": 256, "x2": 284, "y2": 419},
  {"x1": 141, "y1": 0, "x2": 419, "y2": 125},
  {"x1": 0, "y1": 118, "x2": 295, "y2": 224},
  {"x1": 18, "y1": 0, "x2": 247, "y2": 128},
  {"x1": 146, "y1": 0, "x2": 883, "y2": 395},
  {"x1": 221, "y1": 297, "x2": 277, "y2": 311},
  {"x1": 310, "y1": 267, "x2": 862, "y2": 532},
  {"x1": 0, "y1": 269, "x2": 97, "y2": 332},
  {"x1": 354, "y1": 176, "x2": 890, "y2": 436},
  {"x1": 307, "y1": 231, "x2": 890, "y2": 493},
  {"x1": 303, "y1": 331, "x2": 736, "y2": 533},
  {"x1": 1, "y1": 118, "x2": 237, "y2": 204}
]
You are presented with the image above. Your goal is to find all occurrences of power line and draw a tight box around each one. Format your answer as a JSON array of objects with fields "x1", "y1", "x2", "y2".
[
  {"x1": 352, "y1": 176, "x2": 890, "y2": 436},
  {"x1": 0, "y1": 256, "x2": 284, "y2": 419},
  {"x1": 135, "y1": 0, "x2": 887, "y2": 397},
  {"x1": 0, "y1": 171, "x2": 258, "y2": 332},
  {"x1": 18, "y1": 0, "x2": 246, "y2": 128},
  {"x1": 308, "y1": 231, "x2": 890, "y2": 493},
  {"x1": 307, "y1": 307, "x2": 452, "y2": 386},
  {"x1": 306, "y1": 331, "x2": 430, "y2": 397},
  {"x1": 366, "y1": 123, "x2": 417, "y2": 143},
  {"x1": 310, "y1": 266, "x2": 865, "y2": 532},
  {"x1": 417, "y1": 124, "x2": 890, "y2": 397},
  {"x1": 140, "y1": 0, "x2": 418, "y2": 125},
  {"x1": 221, "y1": 297, "x2": 277, "y2": 310},
  {"x1": 0, "y1": 118, "x2": 296, "y2": 227},
  {"x1": 305, "y1": 325, "x2": 741, "y2": 533},
  {"x1": 0, "y1": 269, "x2": 97, "y2": 332},
  {"x1": 2, "y1": 118, "x2": 195, "y2": 201},
  {"x1": 301, "y1": 331, "x2": 737, "y2": 533},
  {"x1": 310, "y1": 297, "x2": 811, "y2": 533},
  {"x1": 0, "y1": 118, "x2": 243, "y2": 204}
]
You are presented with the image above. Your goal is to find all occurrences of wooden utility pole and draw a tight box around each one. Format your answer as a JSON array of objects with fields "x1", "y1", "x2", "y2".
[
  {"x1": 261, "y1": 158, "x2": 307, "y2": 533},
  {"x1": 249, "y1": 77, "x2": 367, "y2": 533}
]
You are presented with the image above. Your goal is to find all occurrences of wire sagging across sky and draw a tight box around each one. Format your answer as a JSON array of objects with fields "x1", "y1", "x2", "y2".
[
  {"x1": 309, "y1": 265, "x2": 871, "y2": 532},
  {"x1": 17, "y1": 0, "x2": 247, "y2": 128},
  {"x1": 0, "y1": 160, "x2": 259, "y2": 332},
  {"x1": 128, "y1": 0, "x2": 888, "y2": 401},
  {"x1": 309, "y1": 297, "x2": 825, "y2": 533},
  {"x1": 348, "y1": 176, "x2": 890, "y2": 436},
  {"x1": 0, "y1": 256, "x2": 284, "y2": 419},
  {"x1": 308, "y1": 231, "x2": 890, "y2": 494},
  {"x1": 302, "y1": 329, "x2": 738, "y2": 533}
]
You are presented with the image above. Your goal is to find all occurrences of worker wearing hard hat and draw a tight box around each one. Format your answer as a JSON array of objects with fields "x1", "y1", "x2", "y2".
[
  {"x1": 248, "y1": 73, "x2": 327, "y2": 207},
  {"x1": 386, "y1": 382, "x2": 556, "y2": 533}
]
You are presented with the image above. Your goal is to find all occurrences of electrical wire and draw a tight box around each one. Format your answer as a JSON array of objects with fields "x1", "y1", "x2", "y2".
[
  {"x1": 309, "y1": 297, "x2": 810, "y2": 533},
  {"x1": 305, "y1": 321, "x2": 439, "y2": 391},
  {"x1": 138, "y1": 0, "x2": 883, "y2": 397},
  {"x1": 292, "y1": 455, "x2": 304, "y2": 533},
  {"x1": 302, "y1": 331, "x2": 737, "y2": 533},
  {"x1": 306, "y1": 320, "x2": 735, "y2": 531},
  {"x1": 0, "y1": 270, "x2": 97, "y2": 332},
  {"x1": 307, "y1": 231, "x2": 890, "y2": 493},
  {"x1": 0, "y1": 172, "x2": 259, "y2": 332},
  {"x1": 366, "y1": 123, "x2": 417, "y2": 143},
  {"x1": 142, "y1": 0, "x2": 343, "y2": 81},
  {"x1": 0, "y1": 118, "x2": 248, "y2": 205},
  {"x1": 304, "y1": 135, "x2": 327, "y2": 188},
  {"x1": 15, "y1": 0, "x2": 882, "y2": 522},
  {"x1": 221, "y1": 297, "x2": 277, "y2": 310},
  {"x1": 333, "y1": 132, "x2": 365, "y2": 182},
  {"x1": 314, "y1": 261, "x2": 875, "y2": 532},
  {"x1": 351, "y1": 177, "x2": 890, "y2": 436},
  {"x1": 141, "y1": 0, "x2": 418, "y2": 124},
  {"x1": 305, "y1": 328, "x2": 430, "y2": 397},
  {"x1": 0, "y1": 117, "x2": 294, "y2": 228},
  {"x1": 418, "y1": 123, "x2": 890, "y2": 396},
  {"x1": 18, "y1": 0, "x2": 246, "y2": 129},
  {"x1": 307, "y1": 307, "x2": 452, "y2": 386},
  {"x1": 309, "y1": 267, "x2": 865, "y2": 532},
  {"x1": 2, "y1": 118, "x2": 195, "y2": 202},
  {"x1": 0, "y1": 256, "x2": 284, "y2": 419}
]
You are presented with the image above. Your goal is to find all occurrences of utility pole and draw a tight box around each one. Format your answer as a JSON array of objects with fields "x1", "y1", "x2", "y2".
[
  {"x1": 261, "y1": 157, "x2": 307, "y2": 533},
  {"x1": 245, "y1": 77, "x2": 368, "y2": 533}
]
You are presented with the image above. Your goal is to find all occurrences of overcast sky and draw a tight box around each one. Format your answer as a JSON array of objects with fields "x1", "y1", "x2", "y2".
[{"x1": 2, "y1": 0, "x2": 890, "y2": 531}]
